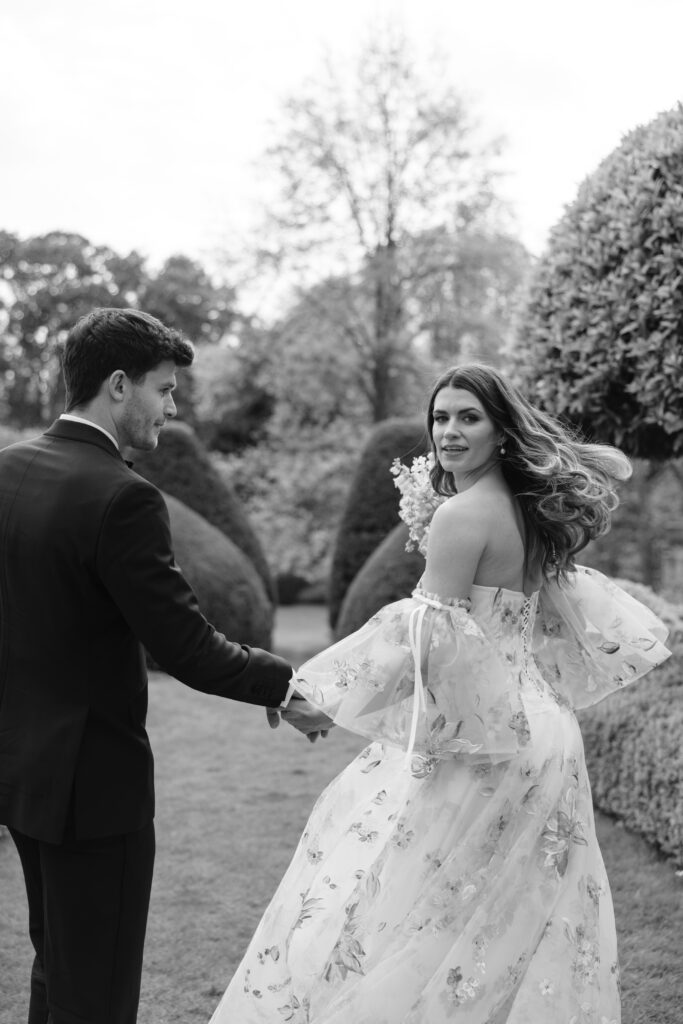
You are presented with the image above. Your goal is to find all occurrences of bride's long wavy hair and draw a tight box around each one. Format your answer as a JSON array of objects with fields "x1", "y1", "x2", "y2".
[{"x1": 427, "y1": 364, "x2": 632, "y2": 579}]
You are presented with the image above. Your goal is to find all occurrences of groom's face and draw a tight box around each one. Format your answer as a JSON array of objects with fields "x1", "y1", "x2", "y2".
[{"x1": 118, "y1": 359, "x2": 178, "y2": 451}]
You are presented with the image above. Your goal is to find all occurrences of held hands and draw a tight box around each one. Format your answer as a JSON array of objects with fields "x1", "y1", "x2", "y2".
[{"x1": 266, "y1": 692, "x2": 334, "y2": 743}]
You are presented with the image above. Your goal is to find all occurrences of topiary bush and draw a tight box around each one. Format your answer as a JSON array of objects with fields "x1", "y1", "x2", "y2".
[
  {"x1": 163, "y1": 493, "x2": 274, "y2": 650},
  {"x1": 133, "y1": 422, "x2": 276, "y2": 603},
  {"x1": 335, "y1": 522, "x2": 424, "y2": 638},
  {"x1": 328, "y1": 417, "x2": 428, "y2": 629},
  {"x1": 515, "y1": 104, "x2": 683, "y2": 457},
  {"x1": 577, "y1": 578, "x2": 683, "y2": 868}
]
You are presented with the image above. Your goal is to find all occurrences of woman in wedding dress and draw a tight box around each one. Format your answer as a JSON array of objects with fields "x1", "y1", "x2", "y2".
[{"x1": 210, "y1": 364, "x2": 670, "y2": 1024}]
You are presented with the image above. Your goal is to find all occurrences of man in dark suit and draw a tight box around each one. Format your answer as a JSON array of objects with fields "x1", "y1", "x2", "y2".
[{"x1": 0, "y1": 308, "x2": 332, "y2": 1024}]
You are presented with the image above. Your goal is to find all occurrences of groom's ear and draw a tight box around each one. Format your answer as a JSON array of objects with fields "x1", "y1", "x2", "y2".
[{"x1": 108, "y1": 370, "x2": 128, "y2": 403}]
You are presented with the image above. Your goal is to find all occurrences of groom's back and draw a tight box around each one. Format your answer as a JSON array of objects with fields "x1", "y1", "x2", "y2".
[{"x1": 0, "y1": 427, "x2": 155, "y2": 844}]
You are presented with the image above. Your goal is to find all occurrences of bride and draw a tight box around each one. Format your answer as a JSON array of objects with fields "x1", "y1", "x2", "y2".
[{"x1": 209, "y1": 364, "x2": 670, "y2": 1024}]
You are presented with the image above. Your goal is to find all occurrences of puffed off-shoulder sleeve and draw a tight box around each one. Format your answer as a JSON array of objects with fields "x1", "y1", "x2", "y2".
[
  {"x1": 295, "y1": 595, "x2": 527, "y2": 774},
  {"x1": 532, "y1": 566, "x2": 671, "y2": 709}
]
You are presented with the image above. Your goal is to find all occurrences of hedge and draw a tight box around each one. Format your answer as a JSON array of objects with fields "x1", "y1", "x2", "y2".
[
  {"x1": 577, "y1": 579, "x2": 683, "y2": 868},
  {"x1": 133, "y1": 422, "x2": 276, "y2": 603},
  {"x1": 335, "y1": 522, "x2": 424, "y2": 639},
  {"x1": 515, "y1": 104, "x2": 683, "y2": 457},
  {"x1": 328, "y1": 417, "x2": 428, "y2": 629},
  {"x1": 162, "y1": 492, "x2": 274, "y2": 650}
]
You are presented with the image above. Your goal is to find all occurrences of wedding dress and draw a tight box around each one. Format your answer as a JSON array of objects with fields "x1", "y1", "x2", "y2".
[{"x1": 210, "y1": 567, "x2": 669, "y2": 1024}]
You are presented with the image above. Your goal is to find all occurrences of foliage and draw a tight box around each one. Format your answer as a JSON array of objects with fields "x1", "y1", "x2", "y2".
[
  {"x1": 259, "y1": 28, "x2": 514, "y2": 421},
  {"x1": 192, "y1": 306, "x2": 372, "y2": 453},
  {"x1": 406, "y1": 227, "x2": 531, "y2": 365},
  {"x1": 0, "y1": 231, "x2": 237, "y2": 428},
  {"x1": 328, "y1": 417, "x2": 428, "y2": 629},
  {"x1": 276, "y1": 572, "x2": 311, "y2": 606},
  {"x1": 264, "y1": 277, "x2": 398, "y2": 430},
  {"x1": 133, "y1": 422, "x2": 275, "y2": 603},
  {"x1": 335, "y1": 522, "x2": 424, "y2": 639},
  {"x1": 192, "y1": 327, "x2": 276, "y2": 453},
  {"x1": 0, "y1": 230, "x2": 147, "y2": 425},
  {"x1": 162, "y1": 493, "x2": 273, "y2": 649},
  {"x1": 514, "y1": 104, "x2": 683, "y2": 457},
  {"x1": 580, "y1": 459, "x2": 683, "y2": 596},
  {"x1": 578, "y1": 579, "x2": 683, "y2": 868},
  {"x1": 138, "y1": 254, "x2": 237, "y2": 425},
  {"x1": 140, "y1": 254, "x2": 235, "y2": 347},
  {"x1": 216, "y1": 425, "x2": 360, "y2": 587}
]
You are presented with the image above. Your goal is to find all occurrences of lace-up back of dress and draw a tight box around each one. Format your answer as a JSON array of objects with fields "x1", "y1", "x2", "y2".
[{"x1": 469, "y1": 585, "x2": 539, "y2": 683}]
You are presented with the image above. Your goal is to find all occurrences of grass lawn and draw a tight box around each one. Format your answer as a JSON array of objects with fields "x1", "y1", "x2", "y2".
[{"x1": 1, "y1": 605, "x2": 682, "y2": 1023}]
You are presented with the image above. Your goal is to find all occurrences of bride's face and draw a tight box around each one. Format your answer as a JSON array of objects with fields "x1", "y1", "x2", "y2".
[{"x1": 432, "y1": 387, "x2": 501, "y2": 482}]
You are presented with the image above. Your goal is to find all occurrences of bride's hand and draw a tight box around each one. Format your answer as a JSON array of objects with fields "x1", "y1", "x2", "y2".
[{"x1": 280, "y1": 694, "x2": 334, "y2": 743}]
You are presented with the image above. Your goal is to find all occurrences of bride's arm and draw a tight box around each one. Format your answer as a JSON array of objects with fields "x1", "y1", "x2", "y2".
[{"x1": 420, "y1": 497, "x2": 486, "y2": 602}]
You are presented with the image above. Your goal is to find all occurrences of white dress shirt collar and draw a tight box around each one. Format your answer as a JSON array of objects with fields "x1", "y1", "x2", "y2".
[{"x1": 59, "y1": 414, "x2": 120, "y2": 451}]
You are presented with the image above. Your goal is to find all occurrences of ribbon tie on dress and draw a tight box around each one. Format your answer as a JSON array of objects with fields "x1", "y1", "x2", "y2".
[{"x1": 405, "y1": 592, "x2": 444, "y2": 769}]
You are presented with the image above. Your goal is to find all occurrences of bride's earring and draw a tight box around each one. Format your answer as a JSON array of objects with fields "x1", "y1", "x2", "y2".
[{"x1": 499, "y1": 439, "x2": 506, "y2": 456}]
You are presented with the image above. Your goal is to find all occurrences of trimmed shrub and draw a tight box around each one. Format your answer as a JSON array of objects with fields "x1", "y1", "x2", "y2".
[
  {"x1": 133, "y1": 422, "x2": 276, "y2": 603},
  {"x1": 328, "y1": 417, "x2": 428, "y2": 629},
  {"x1": 296, "y1": 578, "x2": 328, "y2": 605},
  {"x1": 163, "y1": 493, "x2": 274, "y2": 649},
  {"x1": 515, "y1": 104, "x2": 683, "y2": 457},
  {"x1": 578, "y1": 579, "x2": 683, "y2": 867},
  {"x1": 335, "y1": 522, "x2": 424, "y2": 638},
  {"x1": 276, "y1": 572, "x2": 309, "y2": 606}
]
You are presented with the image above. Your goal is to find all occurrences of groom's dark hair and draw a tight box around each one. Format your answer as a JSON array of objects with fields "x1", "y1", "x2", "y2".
[{"x1": 63, "y1": 307, "x2": 195, "y2": 411}]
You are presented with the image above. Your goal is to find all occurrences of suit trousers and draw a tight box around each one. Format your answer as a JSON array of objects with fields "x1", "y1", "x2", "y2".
[{"x1": 9, "y1": 820, "x2": 155, "y2": 1024}]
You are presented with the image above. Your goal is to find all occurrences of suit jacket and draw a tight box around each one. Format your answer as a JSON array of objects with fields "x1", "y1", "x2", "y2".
[{"x1": 0, "y1": 419, "x2": 291, "y2": 843}]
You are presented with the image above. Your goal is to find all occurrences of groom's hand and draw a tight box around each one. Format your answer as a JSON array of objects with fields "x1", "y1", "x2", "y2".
[{"x1": 276, "y1": 693, "x2": 334, "y2": 743}]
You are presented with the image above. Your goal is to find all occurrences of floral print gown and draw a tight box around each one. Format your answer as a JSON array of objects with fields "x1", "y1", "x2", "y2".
[{"x1": 209, "y1": 567, "x2": 670, "y2": 1024}]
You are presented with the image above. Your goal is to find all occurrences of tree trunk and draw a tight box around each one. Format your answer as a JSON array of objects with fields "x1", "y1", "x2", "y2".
[{"x1": 370, "y1": 243, "x2": 403, "y2": 422}]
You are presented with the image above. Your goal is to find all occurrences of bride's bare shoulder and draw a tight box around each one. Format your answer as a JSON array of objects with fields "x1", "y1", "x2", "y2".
[
  {"x1": 429, "y1": 492, "x2": 491, "y2": 545},
  {"x1": 433, "y1": 487, "x2": 508, "y2": 525}
]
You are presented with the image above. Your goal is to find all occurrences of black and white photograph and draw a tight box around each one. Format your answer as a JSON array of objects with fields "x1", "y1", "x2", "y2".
[{"x1": 1, "y1": 1, "x2": 682, "y2": 1022}]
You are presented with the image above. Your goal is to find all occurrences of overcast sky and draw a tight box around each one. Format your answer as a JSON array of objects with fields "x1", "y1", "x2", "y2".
[{"x1": 2, "y1": 0, "x2": 682, "y2": 273}]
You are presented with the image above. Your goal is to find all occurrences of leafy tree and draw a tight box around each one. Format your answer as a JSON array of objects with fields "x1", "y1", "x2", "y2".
[
  {"x1": 192, "y1": 324, "x2": 276, "y2": 453},
  {"x1": 0, "y1": 231, "x2": 146, "y2": 425},
  {"x1": 140, "y1": 254, "x2": 235, "y2": 346},
  {"x1": 259, "y1": 29, "x2": 508, "y2": 421},
  {"x1": 514, "y1": 104, "x2": 683, "y2": 457},
  {"x1": 409, "y1": 228, "x2": 531, "y2": 365},
  {"x1": 0, "y1": 233, "x2": 238, "y2": 429},
  {"x1": 139, "y1": 254, "x2": 237, "y2": 425}
]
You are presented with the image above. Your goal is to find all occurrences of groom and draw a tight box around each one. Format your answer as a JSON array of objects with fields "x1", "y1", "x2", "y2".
[{"x1": 0, "y1": 308, "x2": 331, "y2": 1024}]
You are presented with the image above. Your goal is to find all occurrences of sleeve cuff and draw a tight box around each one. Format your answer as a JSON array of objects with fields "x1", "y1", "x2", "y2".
[{"x1": 278, "y1": 676, "x2": 297, "y2": 710}]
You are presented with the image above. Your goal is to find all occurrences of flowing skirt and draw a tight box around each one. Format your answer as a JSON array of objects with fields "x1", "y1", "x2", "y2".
[{"x1": 209, "y1": 685, "x2": 620, "y2": 1024}]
